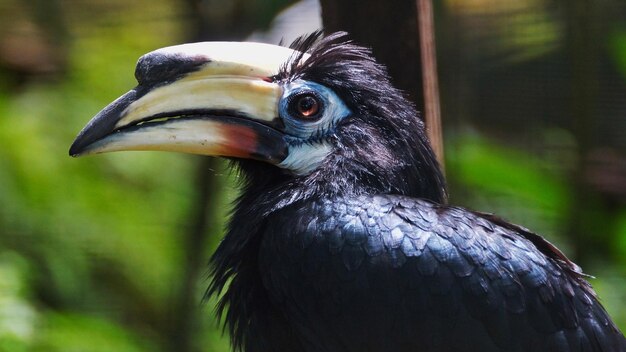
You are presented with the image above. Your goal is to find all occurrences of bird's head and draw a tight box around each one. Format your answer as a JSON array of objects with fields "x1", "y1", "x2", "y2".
[{"x1": 70, "y1": 32, "x2": 446, "y2": 204}]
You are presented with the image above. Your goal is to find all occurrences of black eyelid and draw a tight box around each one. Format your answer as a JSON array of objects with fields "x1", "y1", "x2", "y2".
[{"x1": 287, "y1": 89, "x2": 321, "y2": 104}]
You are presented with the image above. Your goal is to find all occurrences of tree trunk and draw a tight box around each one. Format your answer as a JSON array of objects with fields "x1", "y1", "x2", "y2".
[
  {"x1": 319, "y1": 0, "x2": 445, "y2": 170},
  {"x1": 320, "y1": 0, "x2": 424, "y2": 110}
]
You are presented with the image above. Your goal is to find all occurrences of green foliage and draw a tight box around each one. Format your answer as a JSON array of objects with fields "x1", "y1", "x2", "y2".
[
  {"x1": 0, "y1": 252, "x2": 37, "y2": 352},
  {"x1": 0, "y1": 1, "x2": 229, "y2": 351},
  {"x1": 611, "y1": 27, "x2": 626, "y2": 78},
  {"x1": 33, "y1": 312, "x2": 154, "y2": 352},
  {"x1": 448, "y1": 132, "x2": 569, "y2": 211}
]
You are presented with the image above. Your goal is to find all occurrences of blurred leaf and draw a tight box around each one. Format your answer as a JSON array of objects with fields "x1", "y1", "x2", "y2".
[
  {"x1": 0, "y1": 252, "x2": 37, "y2": 352},
  {"x1": 34, "y1": 312, "x2": 155, "y2": 352},
  {"x1": 610, "y1": 28, "x2": 626, "y2": 78},
  {"x1": 447, "y1": 132, "x2": 569, "y2": 212}
]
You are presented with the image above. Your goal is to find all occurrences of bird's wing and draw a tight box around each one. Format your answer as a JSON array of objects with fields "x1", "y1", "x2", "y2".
[{"x1": 262, "y1": 194, "x2": 626, "y2": 352}]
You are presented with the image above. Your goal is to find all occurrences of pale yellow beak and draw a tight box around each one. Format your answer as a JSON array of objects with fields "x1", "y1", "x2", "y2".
[{"x1": 70, "y1": 42, "x2": 307, "y2": 164}]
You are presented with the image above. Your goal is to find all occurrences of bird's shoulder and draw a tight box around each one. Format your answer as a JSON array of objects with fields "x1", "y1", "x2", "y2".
[
  {"x1": 274, "y1": 193, "x2": 580, "y2": 278},
  {"x1": 263, "y1": 194, "x2": 626, "y2": 351}
]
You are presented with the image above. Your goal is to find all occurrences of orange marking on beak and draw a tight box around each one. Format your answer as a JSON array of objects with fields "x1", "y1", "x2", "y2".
[{"x1": 217, "y1": 124, "x2": 259, "y2": 159}]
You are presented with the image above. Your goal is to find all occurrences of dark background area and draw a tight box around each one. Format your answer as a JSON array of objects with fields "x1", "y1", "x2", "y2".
[{"x1": 0, "y1": 0, "x2": 624, "y2": 351}]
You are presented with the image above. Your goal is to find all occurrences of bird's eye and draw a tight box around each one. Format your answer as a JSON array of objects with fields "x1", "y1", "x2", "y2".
[
  {"x1": 279, "y1": 80, "x2": 349, "y2": 138},
  {"x1": 290, "y1": 93, "x2": 323, "y2": 120}
]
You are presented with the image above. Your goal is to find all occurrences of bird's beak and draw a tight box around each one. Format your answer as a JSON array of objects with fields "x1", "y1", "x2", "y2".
[{"x1": 69, "y1": 42, "x2": 304, "y2": 164}]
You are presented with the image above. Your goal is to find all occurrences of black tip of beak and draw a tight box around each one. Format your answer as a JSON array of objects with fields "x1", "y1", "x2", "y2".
[
  {"x1": 68, "y1": 143, "x2": 82, "y2": 157},
  {"x1": 69, "y1": 90, "x2": 138, "y2": 157}
]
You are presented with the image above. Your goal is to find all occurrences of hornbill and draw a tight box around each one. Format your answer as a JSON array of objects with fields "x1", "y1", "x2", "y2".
[{"x1": 70, "y1": 32, "x2": 626, "y2": 352}]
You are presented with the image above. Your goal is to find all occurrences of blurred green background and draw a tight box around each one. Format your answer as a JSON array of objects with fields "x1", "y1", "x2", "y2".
[{"x1": 0, "y1": 0, "x2": 624, "y2": 351}]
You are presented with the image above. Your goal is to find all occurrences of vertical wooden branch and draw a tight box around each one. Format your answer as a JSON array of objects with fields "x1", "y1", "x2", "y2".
[{"x1": 417, "y1": 0, "x2": 445, "y2": 172}]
